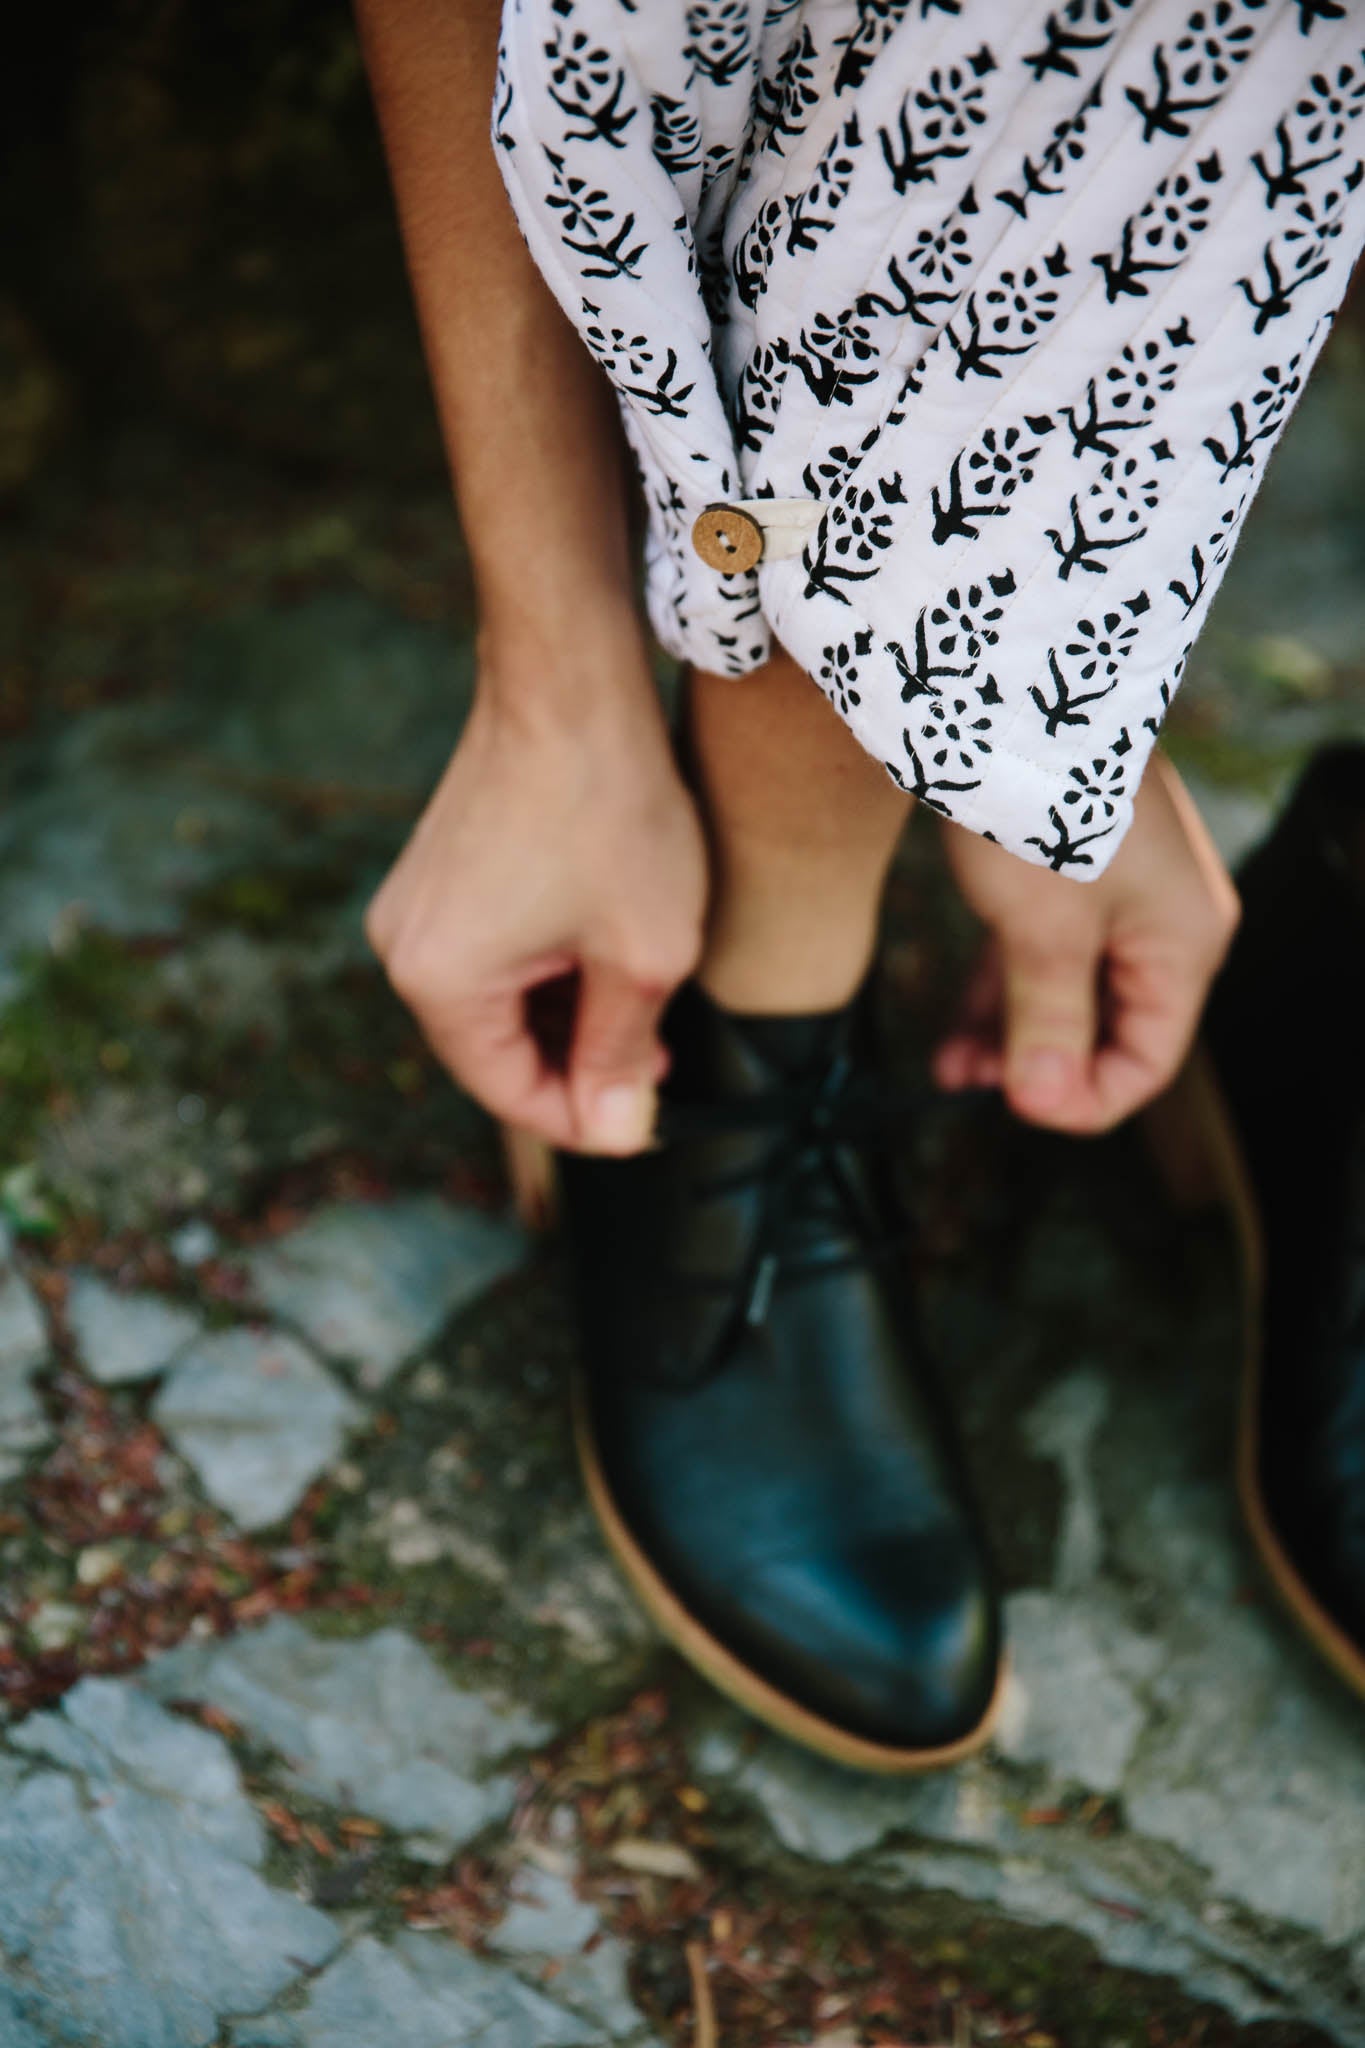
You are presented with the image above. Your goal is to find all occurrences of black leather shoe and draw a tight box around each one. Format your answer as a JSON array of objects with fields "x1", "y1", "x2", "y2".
[
  {"x1": 558, "y1": 981, "x2": 1003, "y2": 1769},
  {"x1": 1205, "y1": 743, "x2": 1365, "y2": 1699}
]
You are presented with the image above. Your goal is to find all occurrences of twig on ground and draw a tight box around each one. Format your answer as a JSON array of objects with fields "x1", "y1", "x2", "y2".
[{"x1": 685, "y1": 1939, "x2": 717, "y2": 2048}]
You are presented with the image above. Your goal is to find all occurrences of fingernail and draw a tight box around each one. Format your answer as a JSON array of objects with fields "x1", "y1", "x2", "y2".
[
  {"x1": 1014, "y1": 1050, "x2": 1070, "y2": 1102},
  {"x1": 591, "y1": 1083, "x2": 655, "y2": 1153}
]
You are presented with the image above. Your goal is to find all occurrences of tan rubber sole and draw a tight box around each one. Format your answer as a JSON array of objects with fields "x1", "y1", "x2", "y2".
[
  {"x1": 570, "y1": 1367, "x2": 1008, "y2": 1773},
  {"x1": 1151, "y1": 1052, "x2": 1365, "y2": 1705}
]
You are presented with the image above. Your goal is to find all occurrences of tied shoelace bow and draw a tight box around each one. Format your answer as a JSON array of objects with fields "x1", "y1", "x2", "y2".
[{"x1": 647, "y1": 1050, "x2": 967, "y2": 1389}]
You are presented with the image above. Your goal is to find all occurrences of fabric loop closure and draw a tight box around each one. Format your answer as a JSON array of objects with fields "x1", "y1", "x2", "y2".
[{"x1": 691, "y1": 499, "x2": 824, "y2": 574}]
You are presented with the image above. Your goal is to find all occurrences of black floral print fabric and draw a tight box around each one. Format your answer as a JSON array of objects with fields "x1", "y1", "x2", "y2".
[{"x1": 494, "y1": 0, "x2": 1365, "y2": 874}]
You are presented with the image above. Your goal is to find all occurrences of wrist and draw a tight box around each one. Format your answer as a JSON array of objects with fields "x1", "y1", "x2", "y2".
[
  {"x1": 473, "y1": 608, "x2": 672, "y2": 751},
  {"x1": 464, "y1": 485, "x2": 637, "y2": 638},
  {"x1": 476, "y1": 580, "x2": 644, "y2": 670}
]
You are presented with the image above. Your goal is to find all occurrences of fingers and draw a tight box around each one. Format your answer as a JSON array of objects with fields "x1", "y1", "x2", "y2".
[
  {"x1": 415, "y1": 983, "x2": 580, "y2": 1150},
  {"x1": 936, "y1": 926, "x2": 1105, "y2": 1125},
  {"x1": 1086, "y1": 947, "x2": 1212, "y2": 1131},
  {"x1": 374, "y1": 908, "x2": 687, "y2": 1157},
  {"x1": 375, "y1": 919, "x2": 583, "y2": 1147},
  {"x1": 568, "y1": 958, "x2": 671, "y2": 1154},
  {"x1": 933, "y1": 942, "x2": 1004, "y2": 1090},
  {"x1": 930, "y1": 914, "x2": 1220, "y2": 1137},
  {"x1": 1000, "y1": 933, "x2": 1100, "y2": 1125},
  {"x1": 1001, "y1": 928, "x2": 1218, "y2": 1134},
  {"x1": 379, "y1": 961, "x2": 670, "y2": 1157},
  {"x1": 1071, "y1": 761, "x2": 1237, "y2": 1131}
]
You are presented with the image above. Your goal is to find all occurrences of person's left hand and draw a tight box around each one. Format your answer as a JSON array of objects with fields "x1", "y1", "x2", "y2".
[{"x1": 934, "y1": 752, "x2": 1239, "y2": 1133}]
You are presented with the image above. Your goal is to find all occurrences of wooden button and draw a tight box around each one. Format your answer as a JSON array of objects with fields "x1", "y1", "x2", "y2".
[{"x1": 692, "y1": 504, "x2": 764, "y2": 574}]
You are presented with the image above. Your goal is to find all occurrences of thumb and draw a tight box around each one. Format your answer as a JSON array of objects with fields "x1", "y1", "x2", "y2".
[
  {"x1": 1001, "y1": 933, "x2": 1099, "y2": 1124},
  {"x1": 569, "y1": 960, "x2": 668, "y2": 1154}
]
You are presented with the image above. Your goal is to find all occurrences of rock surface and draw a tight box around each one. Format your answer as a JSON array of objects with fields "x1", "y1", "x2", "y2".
[
  {"x1": 140, "y1": 1617, "x2": 552, "y2": 1851},
  {"x1": 491, "y1": 1865, "x2": 600, "y2": 1958},
  {"x1": 242, "y1": 1196, "x2": 526, "y2": 1387},
  {"x1": 229, "y1": 1931, "x2": 589, "y2": 2048},
  {"x1": 0, "y1": 593, "x2": 469, "y2": 1007},
  {"x1": 0, "y1": 1240, "x2": 49, "y2": 1482},
  {"x1": 151, "y1": 1328, "x2": 362, "y2": 1529},
  {"x1": 0, "y1": 1680, "x2": 338, "y2": 2048},
  {"x1": 490, "y1": 1866, "x2": 653, "y2": 2042},
  {"x1": 65, "y1": 1268, "x2": 203, "y2": 1384}
]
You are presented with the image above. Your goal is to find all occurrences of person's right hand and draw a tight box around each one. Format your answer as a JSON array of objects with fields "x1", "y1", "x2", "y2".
[{"x1": 366, "y1": 631, "x2": 707, "y2": 1155}]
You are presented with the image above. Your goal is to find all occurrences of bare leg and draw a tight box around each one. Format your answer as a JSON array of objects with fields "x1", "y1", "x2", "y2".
[{"x1": 684, "y1": 645, "x2": 913, "y2": 1014}]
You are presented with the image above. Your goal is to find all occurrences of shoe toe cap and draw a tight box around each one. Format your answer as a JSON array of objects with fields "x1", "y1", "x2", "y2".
[{"x1": 720, "y1": 1528, "x2": 1000, "y2": 1755}]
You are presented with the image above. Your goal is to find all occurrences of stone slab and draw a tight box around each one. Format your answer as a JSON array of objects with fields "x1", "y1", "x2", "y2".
[
  {"x1": 0, "y1": 1683, "x2": 338, "y2": 2048},
  {"x1": 490, "y1": 1866, "x2": 652, "y2": 2041},
  {"x1": 242, "y1": 1196, "x2": 525, "y2": 1387},
  {"x1": 688, "y1": 1702, "x2": 1359, "y2": 2034},
  {"x1": 0, "y1": 1983, "x2": 46, "y2": 2048},
  {"x1": 995, "y1": 1587, "x2": 1165, "y2": 1793},
  {"x1": 1123, "y1": 1601, "x2": 1365, "y2": 1943},
  {"x1": 230, "y1": 1930, "x2": 588, "y2": 2048},
  {"x1": 0, "y1": 1236, "x2": 46, "y2": 1375},
  {"x1": 491, "y1": 1867, "x2": 600, "y2": 1958},
  {"x1": 11, "y1": 1674, "x2": 263, "y2": 1865},
  {"x1": 0, "y1": 594, "x2": 470, "y2": 1002},
  {"x1": 141, "y1": 1616, "x2": 553, "y2": 1851},
  {"x1": 0, "y1": 1246, "x2": 50, "y2": 1481},
  {"x1": 151, "y1": 1327, "x2": 362, "y2": 1529},
  {"x1": 65, "y1": 1268, "x2": 203, "y2": 1384}
]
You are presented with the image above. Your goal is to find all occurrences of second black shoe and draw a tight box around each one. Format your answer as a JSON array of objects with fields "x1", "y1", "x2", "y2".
[
  {"x1": 558, "y1": 980, "x2": 1004, "y2": 1770},
  {"x1": 1206, "y1": 742, "x2": 1365, "y2": 1701}
]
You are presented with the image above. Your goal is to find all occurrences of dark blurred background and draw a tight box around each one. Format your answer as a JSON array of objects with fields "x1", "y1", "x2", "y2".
[{"x1": 4, "y1": 1, "x2": 440, "y2": 491}]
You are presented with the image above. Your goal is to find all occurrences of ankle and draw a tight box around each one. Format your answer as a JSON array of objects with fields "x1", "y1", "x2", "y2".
[
  {"x1": 695, "y1": 942, "x2": 875, "y2": 1015},
  {"x1": 696, "y1": 910, "x2": 876, "y2": 1015}
]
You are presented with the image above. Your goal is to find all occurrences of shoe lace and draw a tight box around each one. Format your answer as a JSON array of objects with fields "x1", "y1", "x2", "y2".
[{"x1": 650, "y1": 1050, "x2": 958, "y2": 1388}]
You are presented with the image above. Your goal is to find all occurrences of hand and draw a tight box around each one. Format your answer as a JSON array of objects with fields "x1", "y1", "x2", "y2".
[
  {"x1": 934, "y1": 753, "x2": 1239, "y2": 1133},
  {"x1": 366, "y1": 637, "x2": 707, "y2": 1155}
]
